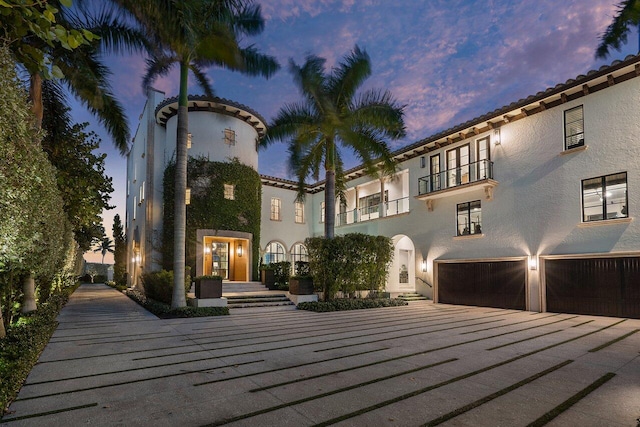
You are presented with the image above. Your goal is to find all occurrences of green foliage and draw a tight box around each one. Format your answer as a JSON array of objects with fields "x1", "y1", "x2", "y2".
[
  {"x1": 140, "y1": 270, "x2": 177, "y2": 305},
  {"x1": 596, "y1": 0, "x2": 640, "y2": 58},
  {"x1": 271, "y1": 261, "x2": 291, "y2": 285},
  {"x1": 125, "y1": 289, "x2": 229, "y2": 318},
  {"x1": 293, "y1": 261, "x2": 311, "y2": 278},
  {"x1": 0, "y1": 280, "x2": 78, "y2": 412},
  {"x1": 297, "y1": 298, "x2": 408, "y2": 312},
  {"x1": 306, "y1": 233, "x2": 393, "y2": 301},
  {"x1": 162, "y1": 157, "x2": 262, "y2": 279},
  {"x1": 262, "y1": 45, "x2": 405, "y2": 238},
  {"x1": 41, "y1": 81, "x2": 114, "y2": 251},
  {"x1": 112, "y1": 214, "x2": 127, "y2": 286},
  {"x1": 0, "y1": 0, "x2": 96, "y2": 76}
]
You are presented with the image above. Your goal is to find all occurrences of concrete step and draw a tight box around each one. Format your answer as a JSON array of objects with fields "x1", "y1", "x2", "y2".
[
  {"x1": 398, "y1": 292, "x2": 429, "y2": 301},
  {"x1": 226, "y1": 293, "x2": 295, "y2": 309},
  {"x1": 222, "y1": 281, "x2": 267, "y2": 293}
]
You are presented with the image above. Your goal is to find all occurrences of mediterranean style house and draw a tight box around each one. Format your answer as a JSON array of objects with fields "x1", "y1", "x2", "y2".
[{"x1": 126, "y1": 54, "x2": 640, "y2": 318}]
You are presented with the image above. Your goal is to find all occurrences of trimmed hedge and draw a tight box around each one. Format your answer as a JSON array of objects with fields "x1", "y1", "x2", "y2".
[
  {"x1": 0, "y1": 282, "x2": 79, "y2": 413},
  {"x1": 297, "y1": 298, "x2": 408, "y2": 312},
  {"x1": 125, "y1": 289, "x2": 229, "y2": 318}
]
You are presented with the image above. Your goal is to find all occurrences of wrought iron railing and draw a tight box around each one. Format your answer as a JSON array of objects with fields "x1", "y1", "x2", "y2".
[
  {"x1": 336, "y1": 196, "x2": 409, "y2": 226},
  {"x1": 418, "y1": 159, "x2": 493, "y2": 195}
]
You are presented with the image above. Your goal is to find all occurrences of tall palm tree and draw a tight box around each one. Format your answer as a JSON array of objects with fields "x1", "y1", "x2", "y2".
[
  {"x1": 262, "y1": 46, "x2": 406, "y2": 239},
  {"x1": 118, "y1": 0, "x2": 279, "y2": 308},
  {"x1": 596, "y1": 0, "x2": 640, "y2": 58},
  {"x1": 94, "y1": 237, "x2": 115, "y2": 264}
]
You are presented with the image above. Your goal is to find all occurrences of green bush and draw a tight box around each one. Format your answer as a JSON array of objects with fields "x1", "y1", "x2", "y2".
[
  {"x1": 140, "y1": 270, "x2": 175, "y2": 305},
  {"x1": 0, "y1": 282, "x2": 78, "y2": 412},
  {"x1": 271, "y1": 261, "x2": 291, "y2": 286},
  {"x1": 306, "y1": 233, "x2": 393, "y2": 301},
  {"x1": 294, "y1": 261, "x2": 311, "y2": 277},
  {"x1": 297, "y1": 298, "x2": 408, "y2": 312},
  {"x1": 125, "y1": 289, "x2": 229, "y2": 318}
]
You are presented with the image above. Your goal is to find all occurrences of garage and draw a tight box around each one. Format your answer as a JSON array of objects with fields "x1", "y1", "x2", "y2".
[
  {"x1": 545, "y1": 256, "x2": 640, "y2": 319},
  {"x1": 437, "y1": 260, "x2": 526, "y2": 310}
]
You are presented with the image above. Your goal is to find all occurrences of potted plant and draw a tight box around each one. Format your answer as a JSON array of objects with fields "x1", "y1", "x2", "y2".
[
  {"x1": 260, "y1": 266, "x2": 276, "y2": 290},
  {"x1": 290, "y1": 261, "x2": 313, "y2": 295},
  {"x1": 194, "y1": 275, "x2": 223, "y2": 299}
]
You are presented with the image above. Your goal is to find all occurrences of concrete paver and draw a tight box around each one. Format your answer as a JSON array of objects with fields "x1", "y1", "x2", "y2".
[{"x1": 2, "y1": 283, "x2": 639, "y2": 426}]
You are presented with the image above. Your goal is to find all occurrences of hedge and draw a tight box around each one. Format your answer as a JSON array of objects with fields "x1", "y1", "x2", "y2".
[{"x1": 297, "y1": 298, "x2": 408, "y2": 312}]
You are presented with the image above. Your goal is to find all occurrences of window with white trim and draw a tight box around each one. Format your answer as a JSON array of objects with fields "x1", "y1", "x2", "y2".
[
  {"x1": 224, "y1": 128, "x2": 236, "y2": 145},
  {"x1": 320, "y1": 202, "x2": 325, "y2": 223},
  {"x1": 564, "y1": 105, "x2": 584, "y2": 150},
  {"x1": 295, "y1": 201, "x2": 304, "y2": 223},
  {"x1": 224, "y1": 184, "x2": 235, "y2": 200},
  {"x1": 270, "y1": 197, "x2": 281, "y2": 221},
  {"x1": 456, "y1": 200, "x2": 482, "y2": 236},
  {"x1": 582, "y1": 172, "x2": 627, "y2": 222}
]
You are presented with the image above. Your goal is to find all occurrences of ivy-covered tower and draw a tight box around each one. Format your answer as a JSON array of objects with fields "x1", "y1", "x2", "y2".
[{"x1": 126, "y1": 90, "x2": 266, "y2": 285}]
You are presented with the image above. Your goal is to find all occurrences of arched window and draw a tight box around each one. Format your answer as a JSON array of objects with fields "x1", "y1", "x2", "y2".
[
  {"x1": 291, "y1": 243, "x2": 309, "y2": 275},
  {"x1": 264, "y1": 241, "x2": 286, "y2": 264}
]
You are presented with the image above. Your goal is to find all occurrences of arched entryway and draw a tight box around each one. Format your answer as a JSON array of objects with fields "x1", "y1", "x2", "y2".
[{"x1": 387, "y1": 234, "x2": 416, "y2": 294}]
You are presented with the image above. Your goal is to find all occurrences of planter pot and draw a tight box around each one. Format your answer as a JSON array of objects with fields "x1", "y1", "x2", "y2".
[
  {"x1": 289, "y1": 277, "x2": 314, "y2": 295},
  {"x1": 195, "y1": 278, "x2": 222, "y2": 299},
  {"x1": 261, "y1": 269, "x2": 276, "y2": 290}
]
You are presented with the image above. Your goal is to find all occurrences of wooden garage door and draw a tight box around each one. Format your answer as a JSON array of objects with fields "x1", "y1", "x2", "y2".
[
  {"x1": 437, "y1": 260, "x2": 526, "y2": 310},
  {"x1": 546, "y1": 257, "x2": 640, "y2": 319}
]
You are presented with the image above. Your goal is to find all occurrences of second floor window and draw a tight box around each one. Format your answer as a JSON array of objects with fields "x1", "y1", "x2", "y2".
[
  {"x1": 295, "y1": 201, "x2": 304, "y2": 223},
  {"x1": 457, "y1": 200, "x2": 482, "y2": 236},
  {"x1": 224, "y1": 128, "x2": 236, "y2": 145},
  {"x1": 271, "y1": 197, "x2": 281, "y2": 221},
  {"x1": 224, "y1": 184, "x2": 235, "y2": 200},
  {"x1": 582, "y1": 172, "x2": 627, "y2": 222},
  {"x1": 564, "y1": 105, "x2": 584, "y2": 150}
]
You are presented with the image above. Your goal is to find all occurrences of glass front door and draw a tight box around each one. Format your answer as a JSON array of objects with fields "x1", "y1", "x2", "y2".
[
  {"x1": 211, "y1": 242, "x2": 229, "y2": 279},
  {"x1": 446, "y1": 144, "x2": 470, "y2": 188}
]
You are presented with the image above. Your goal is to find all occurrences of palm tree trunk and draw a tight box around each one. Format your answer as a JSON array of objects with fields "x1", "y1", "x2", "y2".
[
  {"x1": 172, "y1": 61, "x2": 189, "y2": 309},
  {"x1": 325, "y1": 169, "x2": 336, "y2": 239},
  {"x1": 22, "y1": 273, "x2": 37, "y2": 313},
  {"x1": 0, "y1": 309, "x2": 5, "y2": 338},
  {"x1": 29, "y1": 73, "x2": 44, "y2": 128}
]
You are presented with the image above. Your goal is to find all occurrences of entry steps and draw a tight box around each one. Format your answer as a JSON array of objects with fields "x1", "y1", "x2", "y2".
[
  {"x1": 222, "y1": 281, "x2": 267, "y2": 293},
  {"x1": 226, "y1": 293, "x2": 295, "y2": 309},
  {"x1": 397, "y1": 292, "x2": 429, "y2": 301}
]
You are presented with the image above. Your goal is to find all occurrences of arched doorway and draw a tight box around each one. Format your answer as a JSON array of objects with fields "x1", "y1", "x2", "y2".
[{"x1": 388, "y1": 235, "x2": 416, "y2": 294}]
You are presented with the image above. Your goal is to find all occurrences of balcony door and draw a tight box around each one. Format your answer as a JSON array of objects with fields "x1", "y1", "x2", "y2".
[
  {"x1": 476, "y1": 137, "x2": 490, "y2": 180},
  {"x1": 446, "y1": 144, "x2": 470, "y2": 188},
  {"x1": 430, "y1": 154, "x2": 441, "y2": 192}
]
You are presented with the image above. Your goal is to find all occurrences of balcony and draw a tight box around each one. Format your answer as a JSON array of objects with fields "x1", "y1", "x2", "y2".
[
  {"x1": 337, "y1": 196, "x2": 409, "y2": 226},
  {"x1": 416, "y1": 159, "x2": 498, "y2": 211}
]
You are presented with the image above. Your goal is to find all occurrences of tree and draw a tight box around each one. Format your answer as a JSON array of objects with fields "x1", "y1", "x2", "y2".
[
  {"x1": 41, "y1": 80, "x2": 114, "y2": 251},
  {"x1": 112, "y1": 214, "x2": 127, "y2": 285},
  {"x1": 262, "y1": 46, "x2": 406, "y2": 238},
  {"x1": 93, "y1": 237, "x2": 115, "y2": 265},
  {"x1": 596, "y1": 0, "x2": 640, "y2": 58},
  {"x1": 119, "y1": 0, "x2": 279, "y2": 308},
  {"x1": 0, "y1": 45, "x2": 68, "y2": 331}
]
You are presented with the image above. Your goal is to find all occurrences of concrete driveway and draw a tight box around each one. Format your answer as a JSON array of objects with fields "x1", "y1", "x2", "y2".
[{"x1": 2, "y1": 283, "x2": 639, "y2": 426}]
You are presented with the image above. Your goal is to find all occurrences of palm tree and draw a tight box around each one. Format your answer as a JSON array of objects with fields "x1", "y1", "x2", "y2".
[
  {"x1": 262, "y1": 46, "x2": 406, "y2": 239},
  {"x1": 117, "y1": 0, "x2": 279, "y2": 308},
  {"x1": 94, "y1": 237, "x2": 115, "y2": 265},
  {"x1": 596, "y1": 0, "x2": 640, "y2": 58}
]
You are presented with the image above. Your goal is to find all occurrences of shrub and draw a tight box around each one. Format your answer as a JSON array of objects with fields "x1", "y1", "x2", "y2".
[
  {"x1": 306, "y1": 233, "x2": 393, "y2": 301},
  {"x1": 271, "y1": 261, "x2": 291, "y2": 286},
  {"x1": 125, "y1": 289, "x2": 229, "y2": 318},
  {"x1": 294, "y1": 261, "x2": 311, "y2": 277},
  {"x1": 140, "y1": 270, "x2": 174, "y2": 305},
  {"x1": 297, "y1": 298, "x2": 408, "y2": 312}
]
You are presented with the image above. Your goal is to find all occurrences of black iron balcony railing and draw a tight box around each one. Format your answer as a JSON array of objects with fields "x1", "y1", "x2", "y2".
[{"x1": 418, "y1": 159, "x2": 494, "y2": 195}]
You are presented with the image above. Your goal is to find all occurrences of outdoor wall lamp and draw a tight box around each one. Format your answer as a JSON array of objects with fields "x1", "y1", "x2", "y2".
[
  {"x1": 421, "y1": 259, "x2": 427, "y2": 272},
  {"x1": 237, "y1": 242, "x2": 243, "y2": 257},
  {"x1": 204, "y1": 246, "x2": 211, "y2": 254},
  {"x1": 528, "y1": 255, "x2": 538, "y2": 270},
  {"x1": 493, "y1": 128, "x2": 501, "y2": 145}
]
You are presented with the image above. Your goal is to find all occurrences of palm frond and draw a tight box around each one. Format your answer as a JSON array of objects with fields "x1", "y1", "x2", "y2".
[
  {"x1": 596, "y1": 0, "x2": 640, "y2": 58},
  {"x1": 143, "y1": 54, "x2": 176, "y2": 91},
  {"x1": 329, "y1": 45, "x2": 371, "y2": 107},
  {"x1": 290, "y1": 55, "x2": 327, "y2": 108},
  {"x1": 190, "y1": 64, "x2": 215, "y2": 98},
  {"x1": 263, "y1": 102, "x2": 317, "y2": 147},
  {"x1": 349, "y1": 89, "x2": 407, "y2": 139}
]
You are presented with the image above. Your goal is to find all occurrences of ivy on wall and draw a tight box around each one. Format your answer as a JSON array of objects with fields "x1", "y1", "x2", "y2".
[{"x1": 163, "y1": 157, "x2": 261, "y2": 280}]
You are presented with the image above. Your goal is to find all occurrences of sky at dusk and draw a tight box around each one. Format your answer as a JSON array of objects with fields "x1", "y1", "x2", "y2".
[{"x1": 80, "y1": 0, "x2": 638, "y2": 263}]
